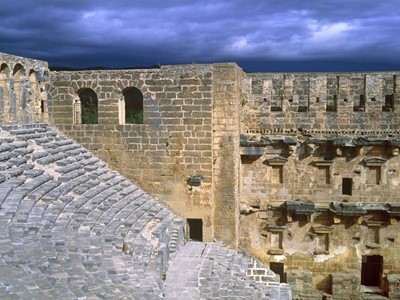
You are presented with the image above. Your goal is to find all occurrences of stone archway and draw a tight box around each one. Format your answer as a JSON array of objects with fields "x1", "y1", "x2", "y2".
[
  {"x1": 0, "y1": 63, "x2": 11, "y2": 122},
  {"x1": 122, "y1": 87, "x2": 143, "y2": 124},
  {"x1": 77, "y1": 88, "x2": 98, "y2": 124}
]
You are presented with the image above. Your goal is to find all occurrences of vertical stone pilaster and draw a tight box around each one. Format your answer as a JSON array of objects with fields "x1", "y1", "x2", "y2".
[
  {"x1": 73, "y1": 97, "x2": 81, "y2": 124},
  {"x1": 212, "y1": 63, "x2": 242, "y2": 248}
]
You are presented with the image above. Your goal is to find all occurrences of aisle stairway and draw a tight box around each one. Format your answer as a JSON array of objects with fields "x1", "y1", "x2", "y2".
[{"x1": 164, "y1": 241, "x2": 291, "y2": 299}]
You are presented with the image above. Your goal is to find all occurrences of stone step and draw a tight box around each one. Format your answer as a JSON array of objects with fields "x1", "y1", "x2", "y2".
[{"x1": 36, "y1": 153, "x2": 66, "y2": 165}]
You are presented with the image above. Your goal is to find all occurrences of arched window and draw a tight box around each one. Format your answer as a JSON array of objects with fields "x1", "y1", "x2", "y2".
[
  {"x1": 78, "y1": 88, "x2": 98, "y2": 124},
  {"x1": 11, "y1": 64, "x2": 25, "y2": 122},
  {"x1": 123, "y1": 87, "x2": 143, "y2": 124},
  {"x1": 0, "y1": 64, "x2": 11, "y2": 122},
  {"x1": 13, "y1": 64, "x2": 25, "y2": 78},
  {"x1": 0, "y1": 63, "x2": 11, "y2": 77}
]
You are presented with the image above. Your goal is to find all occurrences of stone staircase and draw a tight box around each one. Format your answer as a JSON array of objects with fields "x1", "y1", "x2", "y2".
[{"x1": 164, "y1": 241, "x2": 291, "y2": 299}]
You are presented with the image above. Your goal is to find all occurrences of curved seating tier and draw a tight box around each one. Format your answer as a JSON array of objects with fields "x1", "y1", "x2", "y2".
[{"x1": 0, "y1": 124, "x2": 184, "y2": 299}]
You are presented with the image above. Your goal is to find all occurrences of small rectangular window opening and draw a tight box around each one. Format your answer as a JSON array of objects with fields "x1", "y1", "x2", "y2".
[
  {"x1": 354, "y1": 95, "x2": 366, "y2": 112},
  {"x1": 187, "y1": 218, "x2": 203, "y2": 242},
  {"x1": 326, "y1": 94, "x2": 337, "y2": 112},
  {"x1": 383, "y1": 94, "x2": 394, "y2": 112},
  {"x1": 342, "y1": 178, "x2": 352, "y2": 195}
]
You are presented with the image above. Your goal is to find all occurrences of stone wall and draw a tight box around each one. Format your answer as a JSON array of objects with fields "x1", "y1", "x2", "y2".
[
  {"x1": 48, "y1": 65, "x2": 216, "y2": 242},
  {"x1": 240, "y1": 71, "x2": 400, "y2": 298},
  {"x1": 0, "y1": 52, "x2": 49, "y2": 124},
  {"x1": 242, "y1": 72, "x2": 400, "y2": 134}
]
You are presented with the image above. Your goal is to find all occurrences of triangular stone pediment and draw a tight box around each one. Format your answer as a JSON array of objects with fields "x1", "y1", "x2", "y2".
[
  {"x1": 267, "y1": 156, "x2": 288, "y2": 166},
  {"x1": 364, "y1": 157, "x2": 387, "y2": 166}
]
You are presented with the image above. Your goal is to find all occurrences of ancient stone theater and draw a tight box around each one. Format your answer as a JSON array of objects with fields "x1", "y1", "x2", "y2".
[{"x1": 1, "y1": 51, "x2": 400, "y2": 299}]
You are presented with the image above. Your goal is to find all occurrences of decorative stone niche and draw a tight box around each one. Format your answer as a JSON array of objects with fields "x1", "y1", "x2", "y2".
[
  {"x1": 312, "y1": 225, "x2": 333, "y2": 255},
  {"x1": 314, "y1": 160, "x2": 333, "y2": 185},
  {"x1": 365, "y1": 220, "x2": 384, "y2": 249},
  {"x1": 266, "y1": 157, "x2": 287, "y2": 185},
  {"x1": 364, "y1": 157, "x2": 386, "y2": 185},
  {"x1": 266, "y1": 225, "x2": 286, "y2": 255}
]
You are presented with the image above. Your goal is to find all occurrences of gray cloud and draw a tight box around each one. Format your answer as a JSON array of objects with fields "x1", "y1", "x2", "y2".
[{"x1": 0, "y1": 0, "x2": 399, "y2": 71}]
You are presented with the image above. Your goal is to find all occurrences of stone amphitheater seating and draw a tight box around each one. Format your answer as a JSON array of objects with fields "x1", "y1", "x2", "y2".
[{"x1": 0, "y1": 124, "x2": 290, "y2": 299}]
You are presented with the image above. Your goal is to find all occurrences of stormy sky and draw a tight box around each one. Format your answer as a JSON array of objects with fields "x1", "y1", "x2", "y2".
[{"x1": 1, "y1": 0, "x2": 399, "y2": 72}]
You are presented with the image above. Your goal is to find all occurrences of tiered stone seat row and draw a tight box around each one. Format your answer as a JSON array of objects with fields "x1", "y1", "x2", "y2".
[{"x1": 0, "y1": 124, "x2": 184, "y2": 299}]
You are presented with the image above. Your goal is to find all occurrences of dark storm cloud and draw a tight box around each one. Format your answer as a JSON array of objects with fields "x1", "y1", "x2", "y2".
[{"x1": 1, "y1": 0, "x2": 399, "y2": 71}]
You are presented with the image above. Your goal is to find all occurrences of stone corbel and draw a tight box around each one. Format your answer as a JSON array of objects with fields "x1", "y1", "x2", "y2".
[
  {"x1": 287, "y1": 212, "x2": 293, "y2": 223},
  {"x1": 357, "y1": 146, "x2": 364, "y2": 156},
  {"x1": 307, "y1": 144, "x2": 317, "y2": 156},
  {"x1": 356, "y1": 214, "x2": 373, "y2": 225},
  {"x1": 333, "y1": 215, "x2": 341, "y2": 224},
  {"x1": 288, "y1": 144, "x2": 296, "y2": 156}
]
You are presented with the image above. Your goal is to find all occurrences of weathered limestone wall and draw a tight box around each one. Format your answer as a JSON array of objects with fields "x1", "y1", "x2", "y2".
[
  {"x1": 240, "y1": 207, "x2": 400, "y2": 298},
  {"x1": 243, "y1": 72, "x2": 400, "y2": 134},
  {"x1": 48, "y1": 65, "x2": 215, "y2": 241},
  {"x1": 240, "y1": 71, "x2": 400, "y2": 207},
  {"x1": 240, "y1": 71, "x2": 400, "y2": 299},
  {"x1": 0, "y1": 52, "x2": 49, "y2": 124}
]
